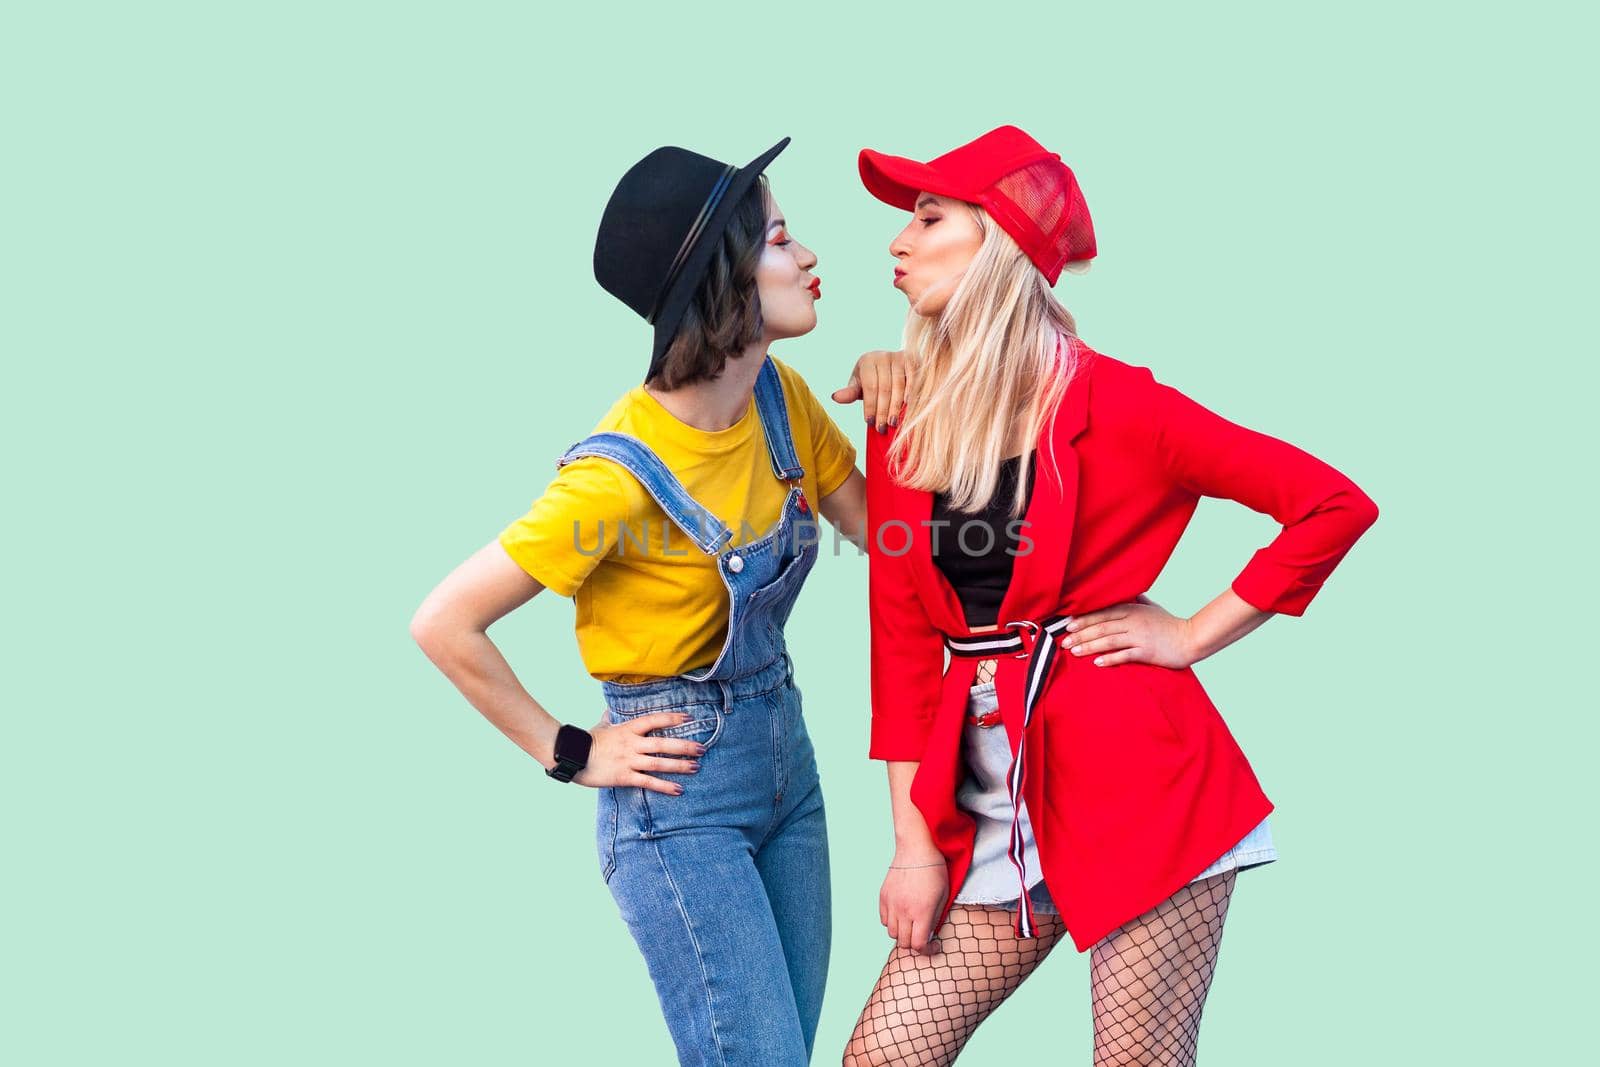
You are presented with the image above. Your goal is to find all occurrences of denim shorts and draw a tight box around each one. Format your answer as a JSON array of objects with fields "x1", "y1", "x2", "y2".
[{"x1": 951, "y1": 681, "x2": 1278, "y2": 915}]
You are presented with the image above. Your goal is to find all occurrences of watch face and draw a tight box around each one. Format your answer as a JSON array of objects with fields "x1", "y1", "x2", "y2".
[{"x1": 554, "y1": 725, "x2": 593, "y2": 767}]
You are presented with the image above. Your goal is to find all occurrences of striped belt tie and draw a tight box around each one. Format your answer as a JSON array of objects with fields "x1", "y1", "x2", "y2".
[{"x1": 944, "y1": 614, "x2": 1075, "y2": 938}]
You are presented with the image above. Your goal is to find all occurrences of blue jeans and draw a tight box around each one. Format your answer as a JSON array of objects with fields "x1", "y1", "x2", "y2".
[{"x1": 597, "y1": 653, "x2": 830, "y2": 1066}]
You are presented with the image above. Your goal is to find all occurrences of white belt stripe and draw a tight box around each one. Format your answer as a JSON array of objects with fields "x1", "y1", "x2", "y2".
[{"x1": 945, "y1": 615, "x2": 1074, "y2": 939}]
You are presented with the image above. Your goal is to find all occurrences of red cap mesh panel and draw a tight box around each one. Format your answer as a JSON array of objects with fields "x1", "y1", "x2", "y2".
[{"x1": 988, "y1": 159, "x2": 1096, "y2": 281}]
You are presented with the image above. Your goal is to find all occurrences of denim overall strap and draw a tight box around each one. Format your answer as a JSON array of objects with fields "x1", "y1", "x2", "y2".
[
  {"x1": 753, "y1": 356, "x2": 804, "y2": 482},
  {"x1": 556, "y1": 432, "x2": 734, "y2": 556}
]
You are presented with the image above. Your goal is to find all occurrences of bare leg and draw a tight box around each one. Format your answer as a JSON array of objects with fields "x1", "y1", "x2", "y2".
[
  {"x1": 1089, "y1": 868, "x2": 1238, "y2": 1066},
  {"x1": 842, "y1": 904, "x2": 1068, "y2": 1066}
]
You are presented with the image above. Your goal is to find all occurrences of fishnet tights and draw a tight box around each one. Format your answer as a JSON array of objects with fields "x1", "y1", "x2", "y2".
[
  {"x1": 973, "y1": 658, "x2": 997, "y2": 686},
  {"x1": 842, "y1": 870, "x2": 1238, "y2": 1066},
  {"x1": 1090, "y1": 868, "x2": 1236, "y2": 1065},
  {"x1": 842, "y1": 904, "x2": 1068, "y2": 1065}
]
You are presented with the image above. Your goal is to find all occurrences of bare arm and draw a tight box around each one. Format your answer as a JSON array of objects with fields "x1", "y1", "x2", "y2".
[
  {"x1": 1184, "y1": 587, "x2": 1275, "y2": 663},
  {"x1": 885, "y1": 761, "x2": 941, "y2": 856},
  {"x1": 880, "y1": 759, "x2": 948, "y2": 955},
  {"x1": 817, "y1": 467, "x2": 867, "y2": 551},
  {"x1": 409, "y1": 540, "x2": 701, "y2": 792},
  {"x1": 411, "y1": 540, "x2": 563, "y2": 765}
]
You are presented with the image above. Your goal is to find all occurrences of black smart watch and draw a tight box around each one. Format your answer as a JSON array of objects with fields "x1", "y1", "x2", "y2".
[{"x1": 546, "y1": 724, "x2": 593, "y2": 783}]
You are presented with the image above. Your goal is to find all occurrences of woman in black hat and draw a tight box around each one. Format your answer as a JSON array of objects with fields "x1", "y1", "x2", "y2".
[{"x1": 412, "y1": 137, "x2": 905, "y2": 1066}]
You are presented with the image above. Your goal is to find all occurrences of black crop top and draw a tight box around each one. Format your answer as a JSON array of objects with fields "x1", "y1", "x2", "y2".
[{"x1": 930, "y1": 451, "x2": 1037, "y2": 628}]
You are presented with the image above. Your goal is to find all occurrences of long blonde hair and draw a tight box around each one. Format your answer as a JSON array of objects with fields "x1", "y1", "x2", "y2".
[{"x1": 887, "y1": 202, "x2": 1088, "y2": 516}]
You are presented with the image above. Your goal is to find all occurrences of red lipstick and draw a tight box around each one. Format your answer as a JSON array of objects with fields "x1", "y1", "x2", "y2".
[{"x1": 807, "y1": 277, "x2": 821, "y2": 299}]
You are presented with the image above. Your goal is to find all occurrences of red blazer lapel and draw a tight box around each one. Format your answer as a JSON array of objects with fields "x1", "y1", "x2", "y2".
[{"x1": 999, "y1": 359, "x2": 1092, "y2": 625}]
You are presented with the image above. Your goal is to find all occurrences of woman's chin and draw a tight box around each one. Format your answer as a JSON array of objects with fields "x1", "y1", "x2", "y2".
[{"x1": 770, "y1": 313, "x2": 819, "y2": 339}]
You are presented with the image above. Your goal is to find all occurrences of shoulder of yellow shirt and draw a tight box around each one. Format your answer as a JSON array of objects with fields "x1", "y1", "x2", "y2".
[
  {"x1": 563, "y1": 354, "x2": 836, "y2": 512},
  {"x1": 548, "y1": 454, "x2": 642, "y2": 526},
  {"x1": 554, "y1": 382, "x2": 659, "y2": 522}
]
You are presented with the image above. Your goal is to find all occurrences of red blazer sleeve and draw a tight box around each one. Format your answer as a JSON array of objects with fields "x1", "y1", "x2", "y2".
[
  {"x1": 865, "y1": 429, "x2": 946, "y2": 761},
  {"x1": 1146, "y1": 368, "x2": 1380, "y2": 617}
]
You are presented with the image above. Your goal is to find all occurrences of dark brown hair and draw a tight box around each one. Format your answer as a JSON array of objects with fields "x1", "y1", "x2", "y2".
[{"x1": 649, "y1": 174, "x2": 770, "y2": 390}]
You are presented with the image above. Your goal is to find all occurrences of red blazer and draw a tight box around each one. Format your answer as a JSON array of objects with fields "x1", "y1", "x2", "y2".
[{"x1": 866, "y1": 339, "x2": 1379, "y2": 952}]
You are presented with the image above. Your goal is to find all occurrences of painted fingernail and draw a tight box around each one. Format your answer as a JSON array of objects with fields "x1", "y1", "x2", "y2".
[
  {"x1": 1094, "y1": 657, "x2": 1105, "y2": 666},
  {"x1": 1066, "y1": 622, "x2": 1079, "y2": 632},
  {"x1": 693, "y1": 743, "x2": 707, "y2": 754},
  {"x1": 688, "y1": 761, "x2": 701, "y2": 772},
  {"x1": 673, "y1": 785, "x2": 685, "y2": 795}
]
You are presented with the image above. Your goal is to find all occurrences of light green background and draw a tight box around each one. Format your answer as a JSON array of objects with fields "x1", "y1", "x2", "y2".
[{"x1": 5, "y1": 2, "x2": 1591, "y2": 1064}]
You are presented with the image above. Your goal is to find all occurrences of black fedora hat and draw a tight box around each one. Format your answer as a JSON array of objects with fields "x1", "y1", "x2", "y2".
[{"x1": 594, "y1": 136, "x2": 790, "y2": 383}]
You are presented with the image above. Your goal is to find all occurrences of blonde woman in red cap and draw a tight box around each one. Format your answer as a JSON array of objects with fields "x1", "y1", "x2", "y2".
[{"x1": 841, "y1": 126, "x2": 1378, "y2": 1065}]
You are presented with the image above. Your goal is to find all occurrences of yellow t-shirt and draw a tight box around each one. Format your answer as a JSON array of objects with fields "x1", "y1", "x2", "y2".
[{"x1": 498, "y1": 355, "x2": 858, "y2": 683}]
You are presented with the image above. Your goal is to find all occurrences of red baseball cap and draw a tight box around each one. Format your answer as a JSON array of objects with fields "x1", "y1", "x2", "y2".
[{"x1": 858, "y1": 125, "x2": 1096, "y2": 285}]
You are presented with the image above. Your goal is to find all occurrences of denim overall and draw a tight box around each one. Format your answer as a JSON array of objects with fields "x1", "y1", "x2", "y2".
[{"x1": 557, "y1": 356, "x2": 829, "y2": 1067}]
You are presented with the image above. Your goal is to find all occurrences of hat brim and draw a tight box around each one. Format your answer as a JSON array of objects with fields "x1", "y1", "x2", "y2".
[
  {"x1": 858, "y1": 148, "x2": 967, "y2": 212},
  {"x1": 646, "y1": 136, "x2": 791, "y2": 383}
]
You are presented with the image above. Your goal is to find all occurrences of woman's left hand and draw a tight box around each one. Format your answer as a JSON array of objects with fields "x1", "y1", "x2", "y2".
[
  {"x1": 1058, "y1": 596, "x2": 1197, "y2": 669},
  {"x1": 832, "y1": 349, "x2": 910, "y2": 433}
]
